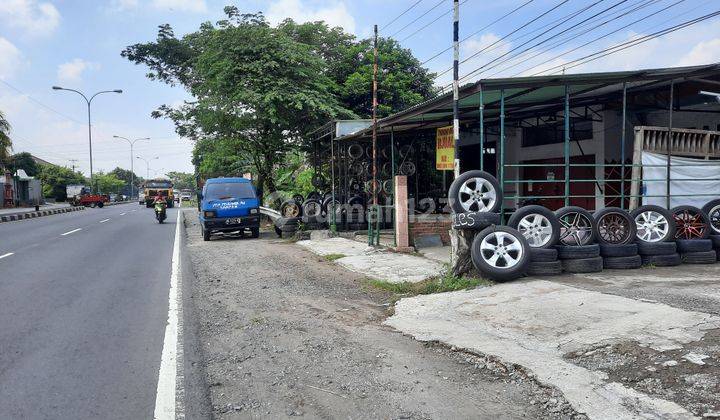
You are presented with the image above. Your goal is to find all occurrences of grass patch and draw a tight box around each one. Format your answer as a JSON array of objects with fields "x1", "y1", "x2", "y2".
[
  {"x1": 368, "y1": 270, "x2": 492, "y2": 296},
  {"x1": 324, "y1": 253, "x2": 346, "y2": 261}
]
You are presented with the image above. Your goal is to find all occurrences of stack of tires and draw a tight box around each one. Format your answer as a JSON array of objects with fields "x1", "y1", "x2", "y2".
[
  {"x1": 595, "y1": 207, "x2": 641, "y2": 270},
  {"x1": 449, "y1": 171, "x2": 531, "y2": 282},
  {"x1": 672, "y1": 205, "x2": 716, "y2": 264},
  {"x1": 274, "y1": 217, "x2": 300, "y2": 239},
  {"x1": 704, "y1": 199, "x2": 720, "y2": 260},
  {"x1": 551, "y1": 206, "x2": 603, "y2": 274},
  {"x1": 631, "y1": 205, "x2": 680, "y2": 267}
]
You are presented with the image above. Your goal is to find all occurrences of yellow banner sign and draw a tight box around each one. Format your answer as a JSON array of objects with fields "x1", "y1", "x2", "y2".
[{"x1": 436, "y1": 125, "x2": 455, "y2": 171}]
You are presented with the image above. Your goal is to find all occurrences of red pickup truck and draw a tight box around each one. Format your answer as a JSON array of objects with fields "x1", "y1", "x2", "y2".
[{"x1": 71, "y1": 194, "x2": 110, "y2": 208}]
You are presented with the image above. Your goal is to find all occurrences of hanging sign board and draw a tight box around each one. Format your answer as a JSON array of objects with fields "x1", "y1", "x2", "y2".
[{"x1": 436, "y1": 125, "x2": 455, "y2": 171}]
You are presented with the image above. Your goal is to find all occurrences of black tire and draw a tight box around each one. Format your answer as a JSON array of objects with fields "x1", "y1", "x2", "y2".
[
  {"x1": 280, "y1": 225, "x2": 298, "y2": 233},
  {"x1": 292, "y1": 194, "x2": 304, "y2": 204},
  {"x1": 89, "y1": 202, "x2": 97, "y2": 208},
  {"x1": 637, "y1": 241, "x2": 677, "y2": 256},
  {"x1": 452, "y1": 211, "x2": 501, "y2": 231},
  {"x1": 710, "y1": 235, "x2": 720, "y2": 249},
  {"x1": 603, "y1": 255, "x2": 642, "y2": 269},
  {"x1": 448, "y1": 170, "x2": 502, "y2": 213},
  {"x1": 202, "y1": 226, "x2": 211, "y2": 241},
  {"x1": 302, "y1": 199, "x2": 323, "y2": 218},
  {"x1": 555, "y1": 206, "x2": 596, "y2": 246},
  {"x1": 681, "y1": 250, "x2": 717, "y2": 264},
  {"x1": 561, "y1": 256, "x2": 603, "y2": 273},
  {"x1": 250, "y1": 227, "x2": 260, "y2": 238},
  {"x1": 274, "y1": 226, "x2": 282, "y2": 237},
  {"x1": 281, "y1": 231, "x2": 296, "y2": 239},
  {"x1": 97, "y1": 201, "x2": 104, "y2": 208},
  {"x1": 641, "y1": 253, "x2": 681, "y2": 267},
  {"x1": 529, "y1": 247, "x2": 558, "y2": 262},
  {"x1": 671, "y1": 205, "x2": 711, "y2": 240},
  {"x1": 593, "y1": 207, "x2": 635, "y2": 245},
  {"x1": 470, "y1": 226, "x2": 530, "y2": 282},
  {"x1": 600, "y1": 243, "x2": 638, "y2": 258},
  {"x1": 508, "y1": 205, "x2": 560, "y2": 249},
  {"x1": 527, "y1": 260, "x2": 562, "y2": 276},
  {"x1": 630, "y1": 205, "x2": 676, "y2": 243},
  {"x1": 280, "y1": 200, "x2": 302, "y2": 218},
  {"x1": 555, "y1": 244, "x2": 600, "y2": 260},
  {"x1": 348, "y1": 143, "x2": 364, "y2": 160},
  {"x1": 701, "y1": 199, "x2": 720, "y2": 235},
  {"x1": 307, "y1": 191, "x2": 322, "y2": 201},
  {"x1": 676, "y1": 239, "x2": 713, "y2": 253},
  {"x1": 311, "y1": 174, "x2": 325, "y2": 188}
]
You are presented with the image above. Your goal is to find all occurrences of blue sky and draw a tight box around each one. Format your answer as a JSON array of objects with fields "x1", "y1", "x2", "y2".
[{"x1": 1, "y1": 0, "x2": 719, "y2": 177}]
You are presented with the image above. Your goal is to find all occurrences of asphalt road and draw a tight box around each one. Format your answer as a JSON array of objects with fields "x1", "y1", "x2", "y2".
[{"x1": 0, "y1": 202, "x2": 178, "y2": 419}]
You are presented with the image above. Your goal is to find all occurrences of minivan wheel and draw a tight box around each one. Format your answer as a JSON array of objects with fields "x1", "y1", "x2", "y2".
[{"x1": 202, "y1": 226, "x2": 211, "y2": 241}]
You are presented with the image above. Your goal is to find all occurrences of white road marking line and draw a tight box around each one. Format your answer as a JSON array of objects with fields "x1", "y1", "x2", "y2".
[
  {"x1": 154, "y1": 210, "x2": 183, "y2": 419},
  {"x1": 0, "y1": 252, "x2": 14, "y2": 260},
  {"x1": 120, "y1": 212, "x2": 127, "y2": 216},
  {"x1": 99, "y1": 219, "x2": 110, "y2": 223},
  {"x1": 61, "y1": 228, "x2": 82, "y2": 236},
  {"x1": 131, "y1": 209, "x2": 137, "y2": 212}
]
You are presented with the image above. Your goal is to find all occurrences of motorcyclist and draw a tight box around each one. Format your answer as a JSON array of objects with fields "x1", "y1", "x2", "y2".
[{"x1": 153, "y1": 191, "x2": 167, "y2": 205}]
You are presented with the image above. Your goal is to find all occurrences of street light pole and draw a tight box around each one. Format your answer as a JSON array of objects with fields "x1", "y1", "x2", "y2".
[
  {"x1": 52, "y1": 86, "x2": 122, "y2": 193},
  {"x1": 113, "y1": 136, "x2": 149, "y2": 199},
  {"x1": 136, "y1": 156, "x2": 158, "y2": 180}
]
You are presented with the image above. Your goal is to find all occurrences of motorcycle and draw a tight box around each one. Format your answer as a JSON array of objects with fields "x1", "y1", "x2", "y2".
[{"x1": 154, "y1": 201, "x2": 167, "y2": 224}]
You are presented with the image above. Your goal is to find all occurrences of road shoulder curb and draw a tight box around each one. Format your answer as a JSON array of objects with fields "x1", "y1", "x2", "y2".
[{"x1": 0, "y1": 206, "x2": 85, "y2": 223}]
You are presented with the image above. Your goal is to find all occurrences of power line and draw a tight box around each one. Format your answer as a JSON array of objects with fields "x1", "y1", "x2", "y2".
[
  {"x1": 0, "y1": 79, "x2": 85, "y2": 125},
  {"x1": 381, "y1": 0, "x2": 425, "y2": 31},
  {"x1": 434, "y1": 0, "x2": 571, "y2": 80},
  {"x1": 458, "y1": 0, "x2": 620, "y2": 83},
  {"x1": 478, "y1": 0, "x2": 673, "y2": 79},
  {"x1": 397, "y1": 0, "x2": 471, "y2": 43},
  {"x1": 531, "y1": 9, "x2": 720, "y2": 75},
  {"x1": 420, "y1": 0, "x2": 535, "y2": 66},
  {"x1": 500, "y1": 0, "x2": 684, "y2": 78},
  {"x1": 388, "y1": 0, "x2": 445, "y2": 38}
]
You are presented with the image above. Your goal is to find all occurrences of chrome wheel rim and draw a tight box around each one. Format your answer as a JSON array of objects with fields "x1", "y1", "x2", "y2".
[
  {"x1": 480, "y1": 231, "x2": 524, "y2": 269},
  {"x1": 597, "y1": 212, "x2": 632, "y2": 244},
  {"x1": 458, "y1": 177, "x2": 497, "y2": 212},
  {"x1": 517, "y1": 214, "x2": 553, "y2": 247},
  {"x1": 558, "y1": 212, "x2": 594, "y2": 246},
  {"x1": 634, "y1": 211, "x2": 669, "y2": 243},
  {"x1": 708, "y1": 205, "x2": 720, "y2": 234}
]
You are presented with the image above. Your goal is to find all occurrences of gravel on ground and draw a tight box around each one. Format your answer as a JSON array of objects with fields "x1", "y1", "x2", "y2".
[{"x1": 183, "y1": 215, "x2": 578, "y2": 419}]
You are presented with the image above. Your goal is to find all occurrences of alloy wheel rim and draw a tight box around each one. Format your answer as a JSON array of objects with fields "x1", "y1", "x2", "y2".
[
  {"x1": 458, "y1": 177, "x2": 497, "y2": 212},
  {"x1": 674, "y1": 209, "x2": 707, "y2": 239},
  {"x1": 558, "y1": 212, "x2": 593, "y2": 246},
  {"x1": 634, "y1": 211, "x2": 669, "y2": 242},
  {"x1": 517, "y1": 214, "x2": 553, "y2": 247},
  {"x1": 709, "y1": 205, "x2": 720, "y2": 234},
  {"x1": 598, "y1": 212, "x2": 632, "y2": 244},
  {"x1": 480, "y1": 231, "x2": 523, "y2": 269}
]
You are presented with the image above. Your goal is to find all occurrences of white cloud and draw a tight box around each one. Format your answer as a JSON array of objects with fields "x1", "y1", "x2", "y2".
[
  {"x1": 0, "y1": 37, "x2": 23, "y2": 80},
  {"x1": 678, "y1": 38, "x2": 720, "y2": 67},
  {"x1": 110, "y1": 0, "x2": 140, "y2": 11},
  {"x1": 0, "y1": 0, "x2": 60, "y2": 36},
  {"x1": 151, "y1": 0, "x2": 207, "y2": 13},
  {"x1": 266, "y1": 0, "x2": 356, "y2": 34},
  {"x1": 57, "y1": 59, "x2": 100, "y2": 83}
]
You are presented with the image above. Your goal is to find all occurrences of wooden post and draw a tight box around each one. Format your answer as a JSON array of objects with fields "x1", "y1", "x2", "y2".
[
  {"x1": 629, "y1": 127, "x2": 644, "y2": 210},
  {"x1": 394, "y1": 175, "x2": 411, "y2": 251}
]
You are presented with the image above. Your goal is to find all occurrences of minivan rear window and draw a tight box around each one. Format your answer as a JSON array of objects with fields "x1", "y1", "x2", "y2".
[{"x1": 205, "y1": 183, "x2": 256, "y2": 200}]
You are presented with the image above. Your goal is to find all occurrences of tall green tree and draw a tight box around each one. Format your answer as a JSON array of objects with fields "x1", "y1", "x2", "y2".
[
  {"x1": 95, "y1": 172, "x2": 126, "y2": 194},
  {"x1": 166, "y1": 171, "x2": 195, "y2": 190},
  {"x1": 123, "y1": 9, "x2": 350, "y2": 194},
  {"x1": 38, "y1": 164, "x2": 85, "y2": 201},
  {"x1": 0, "y1": 110, "x2": 12, "y2": 169},
  {"x1": 10, "y1": 152, "x2": 40, "y2": 177},
  {"x1": 109, "y1": 167, "x2": 143, "y2": 189}
]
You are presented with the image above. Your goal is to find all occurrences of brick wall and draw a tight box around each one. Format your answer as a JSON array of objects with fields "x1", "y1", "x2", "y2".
[{"x1": 409, "y1": 214, "x2": 452, "y2": 246}]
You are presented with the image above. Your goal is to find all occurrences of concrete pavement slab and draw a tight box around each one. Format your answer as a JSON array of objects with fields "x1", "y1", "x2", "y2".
[
  {"x1": 298, "y1": 237, "x2": 445, "y2": 283},
  {"x1": 386, "y1": 279, "x2": 720, "y2": 419}
]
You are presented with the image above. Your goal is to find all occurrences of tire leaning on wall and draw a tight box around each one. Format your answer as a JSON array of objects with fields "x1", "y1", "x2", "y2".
[{"x1": 470, "y1": 225, "x2": 530, "y2": 282}]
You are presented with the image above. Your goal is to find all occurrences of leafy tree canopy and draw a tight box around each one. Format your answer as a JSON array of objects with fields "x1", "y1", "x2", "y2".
[
  {"x1": 122, "y1": 7, "x2": 436, "y2": 195},
  {"x1": 166, "y1": 171, "x2": 195, "y2": 190},
  {"x1": 38, "y1": 164, "x2": 85, "y2": 201},
  {"x1": 0, "y1": 110, "x2": 12, "y2": 169},
  {"x1": 109, "y1": 167, "x2": 143, "y2": 187},
  {"x1": 94, "y1": 172, "x2": 126, "y2": 194},
  {"x1": 10, "y1": 152, "x2": 40, "y2": 177}
]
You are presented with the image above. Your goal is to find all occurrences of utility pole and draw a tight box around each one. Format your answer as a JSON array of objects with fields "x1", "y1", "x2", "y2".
[
  {"x1": 68, "y1": 159, "x2": 79, "y2": 172},
  {"x1": 136, "y1": 156, "x2": 158, "y2": 181},
  {"x1": 452, "y1": 0, "x2": 460, "y2": 178},
  {"x1": 113, "y1": 135, "x2": 149, "y2": 199},
  {"x1": 52, "y1": 86, "x2": 122, "y2": 193},
  {"x1": 370, "y1": 24, "x2": 379, "y2": 246}
]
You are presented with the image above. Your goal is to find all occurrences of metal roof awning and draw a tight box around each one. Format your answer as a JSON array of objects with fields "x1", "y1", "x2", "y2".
[{"x1": 334, "y1": 63, "x2": 720, "y2": 142}]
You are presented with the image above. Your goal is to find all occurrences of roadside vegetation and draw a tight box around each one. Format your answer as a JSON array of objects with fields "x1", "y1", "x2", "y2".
[
  {"x1": 324, "y1": 253, "x2": 346, "y2": 261},
  {"x1": 122, "y1": 7, "x2": 436, "y2": 200},
  {"x1": 368, "y1": 270, "x2": 492, "y2": 297}
]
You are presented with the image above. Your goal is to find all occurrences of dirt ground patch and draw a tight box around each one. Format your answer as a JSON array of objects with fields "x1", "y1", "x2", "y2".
[
  {"x1": 183, "y1": 216, "x2": 578, "y2": 419},
  {"x1": 566, "y1": 329, "x2": 720, "y2": 418}
]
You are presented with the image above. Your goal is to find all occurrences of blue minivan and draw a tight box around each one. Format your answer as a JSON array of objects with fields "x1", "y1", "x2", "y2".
[{"x1": 199, "y1": 177, "x2": 260, "y2": 241}]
